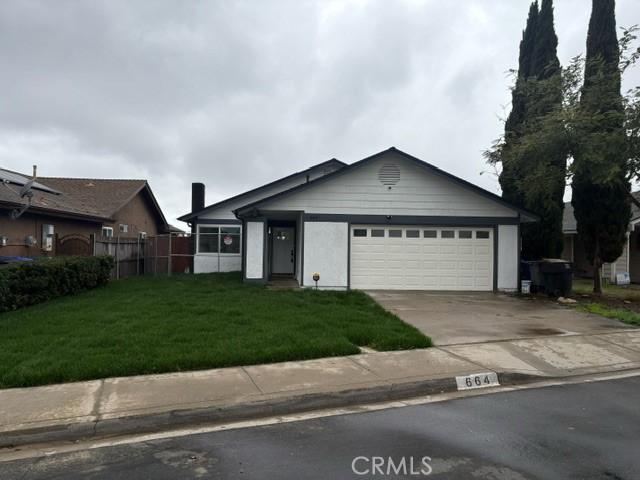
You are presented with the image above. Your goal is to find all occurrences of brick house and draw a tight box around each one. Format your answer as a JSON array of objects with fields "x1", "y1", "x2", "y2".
[{"x1": 0, "y1": 168, "x2": 170, "y2": 257}]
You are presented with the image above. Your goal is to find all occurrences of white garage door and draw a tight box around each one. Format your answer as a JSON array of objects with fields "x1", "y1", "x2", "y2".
[{"x1": 350, "y1": 226, "x2": 494, "y2": 291}]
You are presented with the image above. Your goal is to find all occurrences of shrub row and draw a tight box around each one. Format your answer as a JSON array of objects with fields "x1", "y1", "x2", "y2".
[{"x1": 0, "y1": 256, "x2": 114, "y2": 312}]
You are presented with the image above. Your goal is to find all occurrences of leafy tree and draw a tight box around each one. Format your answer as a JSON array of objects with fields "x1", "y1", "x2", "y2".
[
  {"x1": 572, "y1": 0, "x2": 631, "y2": 293},
  {"x1": 486, "y1": 2, "x2": 640, "y2": 293}
]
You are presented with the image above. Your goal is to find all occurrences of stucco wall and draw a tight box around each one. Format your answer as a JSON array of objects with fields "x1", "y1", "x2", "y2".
[
  {"x1": 497, "y1": 224, "x2": 518, "y2": 291},
  {"x1": 194, "y1": 254, "x2": 241, "y2": 273},
  {"x1": 0, "y1": 211, "x2": 101, "y2": 256},
  {"x1": 106, "y1": 191, "x2": 161, "y2": 236},
  {"x1": 245, "y1": 221, "x2": 264, "y2": 279},
  {"x1": 302, "y1": 221, "x2": 348, "y2": 288}
]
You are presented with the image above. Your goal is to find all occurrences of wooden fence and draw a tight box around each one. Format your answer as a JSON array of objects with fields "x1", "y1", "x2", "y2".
[{"x1": 55, "y1": 233, "x2": 194, "y2": 279}]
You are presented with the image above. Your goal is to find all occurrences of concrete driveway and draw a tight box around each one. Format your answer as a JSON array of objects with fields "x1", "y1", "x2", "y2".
[{"x1": 367, "y1": 291, "x2": 634, "y2": 345}]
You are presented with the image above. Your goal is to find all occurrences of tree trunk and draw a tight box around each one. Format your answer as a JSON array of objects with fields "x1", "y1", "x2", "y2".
[
  {"x1": 593, "y1": 239, "x2": 602, "y2": 295},
  {"x1": 593, "y1": 239, "x2": 603, "y2": 295},
  {"x1": 593, "y1": 261, "x2": 603, "y2": 294}
]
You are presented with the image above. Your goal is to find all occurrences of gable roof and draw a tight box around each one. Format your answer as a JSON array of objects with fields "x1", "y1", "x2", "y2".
[
  {"x1": 235, "y1": 147, "x2": 539, "y2": 222},
  {"x1": 178, "y1": 158, "x2": 346, "y2": 222},
  {"x1": 0, "y1": 173, "x2": 168, "y2": 228},
  {"x1": 563, "y1": 192, "x2": 640, "y2": 233}
]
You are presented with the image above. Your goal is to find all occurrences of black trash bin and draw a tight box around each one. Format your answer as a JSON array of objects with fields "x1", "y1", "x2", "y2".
[{"x1": 527, "y1": 259, "x2": 572, "y2": 297}]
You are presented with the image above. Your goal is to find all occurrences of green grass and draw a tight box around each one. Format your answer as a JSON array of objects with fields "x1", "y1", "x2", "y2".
[
  {"x1": 572, "y1": 278, "x2": 640, "y2": 302},
  {"x1": 578, "y1": 302, "x2": 640, "y2": 326},
  {"x1": 0, "y1": 273, "x2": 430, "y2": 389}
]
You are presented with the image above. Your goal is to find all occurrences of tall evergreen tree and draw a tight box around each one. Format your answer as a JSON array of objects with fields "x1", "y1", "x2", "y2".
[
  {"x1": 499, "y1": 0, "x2": 565, "y2": 260},
  {"x1": 572, "y1": 0, "x2": 631, "y2": 293},
  {"x1": 520, "y1": 0, "x2": 566, "y2": 260},
  {"x1": 500, "y1": 1, "x2": 538, "y2": 207}
]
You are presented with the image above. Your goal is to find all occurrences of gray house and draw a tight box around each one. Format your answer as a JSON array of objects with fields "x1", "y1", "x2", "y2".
[
  {"x1": 562, "y1": 195, "x2": 640, "y2": 283},
  {"x1": 180, "y1": 148, "x2": 537, "y2": 291}
]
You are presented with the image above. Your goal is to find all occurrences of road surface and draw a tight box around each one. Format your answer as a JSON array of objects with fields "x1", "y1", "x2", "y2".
[{"x1": 2, "y1": 375, "x2": 639, "y2": 479}]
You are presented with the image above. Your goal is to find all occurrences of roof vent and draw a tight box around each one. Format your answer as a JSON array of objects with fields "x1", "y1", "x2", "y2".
[{"x1": 378, "y1": 164, "x2": 400, "y2": 186}]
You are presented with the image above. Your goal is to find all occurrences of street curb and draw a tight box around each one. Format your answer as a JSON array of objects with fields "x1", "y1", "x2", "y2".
[{"x1": 0, "y1": 371, "x2": 544, "y2": 449}]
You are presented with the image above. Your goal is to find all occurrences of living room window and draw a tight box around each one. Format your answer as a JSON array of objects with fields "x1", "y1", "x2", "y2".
[{"x1": 197, "y1": 225, "x2": 241, "y2": 254}]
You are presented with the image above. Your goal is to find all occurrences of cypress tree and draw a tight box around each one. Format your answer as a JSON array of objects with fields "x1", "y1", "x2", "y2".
[
  {"x1": 520, "y1": 0, "x2": 566, "y2": 260},
  {"x1": 500, "y1": 0, "x2": 565, "y2": 260},
  {"x1": 571, "y1": 0, "x2": 631, "y2": 293},
  {"x1": 500, "y1": 1, "x2": 538, "y2": 207}
]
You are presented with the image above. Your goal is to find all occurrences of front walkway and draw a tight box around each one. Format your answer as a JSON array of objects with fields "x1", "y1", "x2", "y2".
[
  {"x1": 1, "y1": 330, "x2": 640, "y2": 449},
  {"x1": 367, "y1": 291, "x2": 632, "y2": 345}
]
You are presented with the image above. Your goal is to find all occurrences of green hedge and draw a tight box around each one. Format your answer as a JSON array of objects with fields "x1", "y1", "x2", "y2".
[{"x1": 0, "y1": 256, "x2": 114, "y2": 312}]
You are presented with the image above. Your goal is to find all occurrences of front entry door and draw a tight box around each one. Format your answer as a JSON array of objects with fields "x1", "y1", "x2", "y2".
[{"x1": 272, "y1": 227, "x2": 295, "y2": 275}]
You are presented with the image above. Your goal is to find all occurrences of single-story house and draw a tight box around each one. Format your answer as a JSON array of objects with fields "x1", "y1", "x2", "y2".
[
  {"x1": 179, "y1": 147, "x2": 537, "y2": 291},
  {"x1": 562, "y1": 195, "x2": 640, "y2": 283},
  {"x1": 0, "y1": 167, "x2": 170, "y2": 256}
]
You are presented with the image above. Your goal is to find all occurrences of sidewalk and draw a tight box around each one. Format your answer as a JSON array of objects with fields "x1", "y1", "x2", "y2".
[{"x1": 2, "y1": 330, "x2": 640, "y2": 448}]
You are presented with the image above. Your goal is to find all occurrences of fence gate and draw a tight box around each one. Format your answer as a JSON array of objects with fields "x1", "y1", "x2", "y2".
[{"x1": 56, "y1": 234, "x2": 92, "y2": 256}]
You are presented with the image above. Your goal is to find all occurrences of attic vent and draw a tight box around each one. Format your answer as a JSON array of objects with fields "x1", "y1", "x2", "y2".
[{"x1": 378, "y1": 164, "x2": 400, "y2": 186}]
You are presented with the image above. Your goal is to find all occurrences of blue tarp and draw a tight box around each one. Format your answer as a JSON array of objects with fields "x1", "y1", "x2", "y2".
[{"x1": 0, "y1": 256, "x2": 34, "y2": 264}]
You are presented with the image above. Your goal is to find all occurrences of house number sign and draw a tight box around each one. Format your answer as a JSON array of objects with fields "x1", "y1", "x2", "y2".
[{"x1": 455, "y1": 372, "x2": 499, "y2": 390}]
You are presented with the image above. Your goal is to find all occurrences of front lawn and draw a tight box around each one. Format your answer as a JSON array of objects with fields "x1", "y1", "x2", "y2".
[
  {"x1": 0, "y1": 273, "x2": 430, "y2": 388},
  {"x1": 578, "y1": 303, "x2": 640, "y2": 326},
  {"x1": 571, "y1": 278, "x2": 640, "y2": 326},
  {"x1": 572, "y1": 278, "x2": 640, "y2": 302}
]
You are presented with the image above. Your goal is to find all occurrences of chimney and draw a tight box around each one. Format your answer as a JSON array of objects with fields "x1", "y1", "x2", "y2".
[
  {"x1": 32, "y1": 165, "x2": 37, "y2": 179},
  {"x1": 191, "y1": 183, "x2": 205, "y2": 213}
]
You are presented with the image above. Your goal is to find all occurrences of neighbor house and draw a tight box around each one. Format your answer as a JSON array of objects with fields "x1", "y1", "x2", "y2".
[
  {"x1": 179, "y1": 147, "x2": 536, "y2": 291},
  {"x1": 562, "y1": 195, "x2": 640, "y2": 283},
  {"x1": 0, "y1": 167, "x2": 170, "y2": 257}
]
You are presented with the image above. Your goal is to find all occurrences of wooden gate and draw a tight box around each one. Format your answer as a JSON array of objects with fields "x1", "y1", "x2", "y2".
[{"x1": 55, "y1": 234, "x2": 92, "y2": 256}]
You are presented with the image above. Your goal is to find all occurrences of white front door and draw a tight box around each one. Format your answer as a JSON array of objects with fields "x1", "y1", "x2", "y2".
[
  {"x1": 272, "y1": 227, "x2": 295, "y2": 275},
  {"x1": 350, "y1": 226, "x2": 493, "y2": 291}
]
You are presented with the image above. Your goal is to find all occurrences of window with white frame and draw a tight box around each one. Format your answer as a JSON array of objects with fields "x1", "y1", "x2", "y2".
[
  {"x1": 119, "y1": 224, "x2": 129, "y2": 233},
  {"x1": 102, "y1": 226, "x2": 114, "y2": 238},
  {"x1": 197, "y1": 225, "x2": 241, "y2": 254}
]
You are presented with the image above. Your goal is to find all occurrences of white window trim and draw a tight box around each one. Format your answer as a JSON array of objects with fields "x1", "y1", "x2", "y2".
[
  {"x1": 119, "y1": 224, "x2": 129, "y2": 233},
  {"x1": 102, "y1": 226, "x2": 114, "y2": 238},
  {"x1": 196, "y1": 224, "x2": 243, "y2": 256}
]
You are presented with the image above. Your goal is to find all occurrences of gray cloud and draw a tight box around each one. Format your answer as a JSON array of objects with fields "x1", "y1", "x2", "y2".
[{"x1": 0, "y1": 0, "x2": 638, "y2": 225}]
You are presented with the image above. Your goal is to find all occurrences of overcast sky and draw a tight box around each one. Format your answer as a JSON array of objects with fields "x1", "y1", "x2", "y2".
[{"x1": 1, "y1": 0, "x2": 639, "y2": 227}]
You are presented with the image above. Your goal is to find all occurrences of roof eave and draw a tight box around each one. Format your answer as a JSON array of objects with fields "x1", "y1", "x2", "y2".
[{"x1": 0, "y1": 201, "x2": 110, "y2": 223}]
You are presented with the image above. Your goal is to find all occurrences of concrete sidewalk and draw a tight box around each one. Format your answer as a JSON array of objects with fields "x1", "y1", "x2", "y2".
[{"x1": 2, "y1": 330, "x2": 640, "y2": 448}]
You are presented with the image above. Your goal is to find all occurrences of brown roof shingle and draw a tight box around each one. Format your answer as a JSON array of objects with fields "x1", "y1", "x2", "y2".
[{"x1": 0, "y1": 170, "x2": 147, "y2": 221}]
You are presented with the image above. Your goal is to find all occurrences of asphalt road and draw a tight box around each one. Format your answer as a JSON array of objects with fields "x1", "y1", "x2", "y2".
[{"x1": 3, "y1": 376, "x2": 640, "y2": 479}]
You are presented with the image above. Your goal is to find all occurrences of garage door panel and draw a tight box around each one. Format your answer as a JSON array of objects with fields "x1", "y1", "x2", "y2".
[{"x1": 350, "y1": 226, "x2": 494, "y2": 291}]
